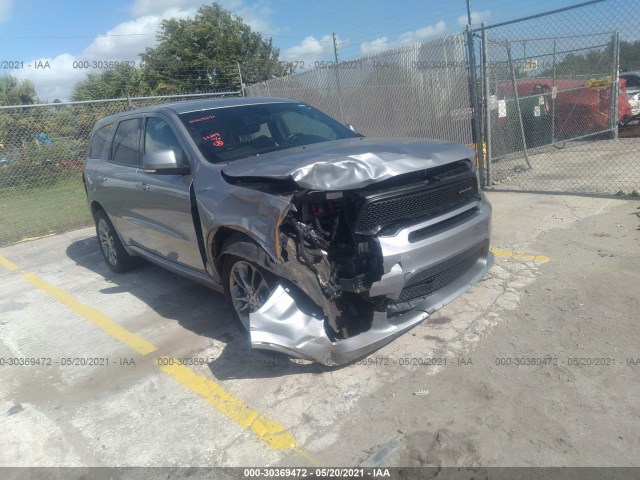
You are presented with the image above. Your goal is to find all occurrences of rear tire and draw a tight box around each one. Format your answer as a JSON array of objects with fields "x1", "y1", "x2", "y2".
[
  {"x1": 221, "y1": 243, "x2": 277, "y2": 338},
  {"x1": 94, "y1": 209, "x2": 140, "y2": 273}
]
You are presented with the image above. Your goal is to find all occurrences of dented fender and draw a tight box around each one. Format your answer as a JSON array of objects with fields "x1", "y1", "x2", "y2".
[{"x1": 193, "y1": 165, "x2": 293, "y2": 272}]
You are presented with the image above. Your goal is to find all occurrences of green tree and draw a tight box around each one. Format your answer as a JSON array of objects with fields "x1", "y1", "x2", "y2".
[
  {"x1": 0, "y1": 76, "x2": 91, "y2": 189},
  {"x1": 0, "y1": 75, "x2": 39, "y2": 153},
  {"x1": 0, "y1": 75, "x2": 38, "y2": 106},
  {"x1": 140, "y1": 3, "x2": 287, "y2": 93},
  {"x1": 539, "y1": 41, "x2": 640, "y2": 78},
  {"x1": 71, "y1": 63, "x2": 157, "y2": 101},
  {"x1": 619, "y1": 40, "x2": 640, "y2": 72}
]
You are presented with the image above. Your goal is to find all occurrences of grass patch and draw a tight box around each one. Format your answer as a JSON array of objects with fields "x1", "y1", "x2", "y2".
[{"x1": 0, "y1": 176, "x2": 93, "y2": 246}]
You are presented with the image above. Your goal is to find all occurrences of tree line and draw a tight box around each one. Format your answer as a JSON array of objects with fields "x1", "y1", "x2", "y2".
[
  {"x1": 0, "y1": 3, "x2": 291, "y2": 189},
  {"x1": 73, "y1": 3, "x2": 289, "y2": 101},
  {"x1": 537, "y1": 40, "x2": 640, "y2": 78},
  {"x1": 1, "y1": 3, "x2": 289, "y2": 107},
  {"x1": 1, "y1": 3, "x2": 638, "y2": 189}
]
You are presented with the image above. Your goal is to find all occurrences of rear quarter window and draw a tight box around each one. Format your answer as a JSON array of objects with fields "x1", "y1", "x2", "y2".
[
  {"x1": 111, "y1": 118, "x2": 142, "y2": 166},
  {"x1": 89, "y1": 123, "x2": 113, "y2": 160}
]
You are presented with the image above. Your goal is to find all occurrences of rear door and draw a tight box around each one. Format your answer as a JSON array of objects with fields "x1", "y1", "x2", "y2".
[{"x1": 101, "y1": 116, "x2": 145, "y2": 244}]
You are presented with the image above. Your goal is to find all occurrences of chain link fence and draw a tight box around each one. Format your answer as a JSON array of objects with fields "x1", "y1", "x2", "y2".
[
  {"x1": 2, "y1": 0, "x2": 639, "y2": 246},
  {"x1": 471, "y1": 0, "x2": 640, "y2": 194},
  {"x1": 0, "y1": 91, "x2": 239, "y2": 246},
  {"x1": 247, "y1": 34, "x2": 474, "y2": 145}
]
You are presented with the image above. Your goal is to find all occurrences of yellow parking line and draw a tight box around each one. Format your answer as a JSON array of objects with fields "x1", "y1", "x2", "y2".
[
  {"x1": 20, "y1": 271, "x2": 157, "y2": 356},
  {"x1": 161, "y1": 362, "x2": 296, "y2": 451},
  {"x1": 15, "y1": 233, "x2": 56, "y2": 244},
  {"x1": 0, "y1": 253, "x2": 302, "y2": 455},
  {"x1": 0, "y1": 255, "x2": 18, "y2": 271},
  {"x1": 0, "y1": 253, "x2": 155, "y2": 355},
  {"x1": 490, "y1": 248, "x2": 549, "y2": 263}
]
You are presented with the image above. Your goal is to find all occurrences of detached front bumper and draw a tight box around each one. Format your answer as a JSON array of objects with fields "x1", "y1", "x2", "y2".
[{"x1": 249, "y1": 196, "x2": 493, "y2": 366}]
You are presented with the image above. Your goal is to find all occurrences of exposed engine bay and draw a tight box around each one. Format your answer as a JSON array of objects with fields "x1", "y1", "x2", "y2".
[{"x1": 273, "y1": 159, "x2": 482, "y2": 341}]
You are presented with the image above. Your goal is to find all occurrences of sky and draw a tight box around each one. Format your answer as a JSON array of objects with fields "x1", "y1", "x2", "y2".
[{"x1": 0, "y1": 0, "x2": 636, "y2": 101}]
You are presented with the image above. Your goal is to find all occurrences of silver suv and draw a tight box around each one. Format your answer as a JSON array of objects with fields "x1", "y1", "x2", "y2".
[{"x1": 83, "y1": 98, "x2": 492, "y2": 365}]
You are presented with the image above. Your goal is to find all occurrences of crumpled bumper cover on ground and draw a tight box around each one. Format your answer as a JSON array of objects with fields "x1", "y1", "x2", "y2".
[{"x1": 249, "y1": 248, "x2": 493, "y2": 366}]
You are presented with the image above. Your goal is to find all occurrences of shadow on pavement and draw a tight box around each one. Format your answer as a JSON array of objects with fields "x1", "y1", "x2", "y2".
[{"x1": 65, "y1": 235, "x2": 331, "y2": 380}]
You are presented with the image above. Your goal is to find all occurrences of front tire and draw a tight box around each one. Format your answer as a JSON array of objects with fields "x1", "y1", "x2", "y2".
[
  {"x1": 94, "y1": 209, "x2": 139, "y2": 273},
  {"x1": 222, "y1": 250, "x2": 276, "y2": 337}
]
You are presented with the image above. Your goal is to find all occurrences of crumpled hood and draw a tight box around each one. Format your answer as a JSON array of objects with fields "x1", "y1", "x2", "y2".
[{"x1": 221, "y1": 137, "x2": 475, "y2": 190}]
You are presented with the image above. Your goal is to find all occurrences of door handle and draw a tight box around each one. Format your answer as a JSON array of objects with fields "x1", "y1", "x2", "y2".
[{"x1": 136, "y1": 183, "x2": 150, "y2": 191}]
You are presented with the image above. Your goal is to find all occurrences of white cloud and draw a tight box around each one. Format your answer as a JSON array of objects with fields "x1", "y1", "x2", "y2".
[
  {"x1": 129, "y1": 0, "x2": 275, "y2": 35},
  {"x1": 130, "y1": 0, "x2": 239, "y2": 17},
  {"x1": 0, "y1": 0, "x2": 12, "y2": 22},
  {"x1": 284, "y1": 35, "x2": 333, "y2": 61},
  {"x1": 457, "y1": 10, "x2": 491, "y2": 27},
  {"x1": 235, "y1": 2, "x2": 278, "y2": 34},
  {"x1": 360, "y1": 36, "x2": 389, "y2": 55},
  {"x1": 14, "y1": 1, "x2": 281, "y2": 101},
  {"x1": 13, "y1": 8, "x2": 196, "y2": 102},
  {"x1": 358, "y1": 20, "x2": 447, "y2": 55},
  {"x1": 82, "y1": 8, "x2": 194, "y2": 60},
  {"x1": 13, "y1": 54, "x2": 85, "y2": 102},
  {"x1": 397, "y1": 20, "x2": 446, "y2": 44},
  {"x1": 282, "y1": 34, "x2": 349, "y2": 68}
]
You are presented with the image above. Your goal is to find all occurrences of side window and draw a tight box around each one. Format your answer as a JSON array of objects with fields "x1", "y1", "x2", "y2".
[
  {"x1": 89, "y1": 123, "x2": 112, "y2": 159},
  {"x1": 280, "y1": 111, "x2": 336, "y2": 139},
  {"x1": 144, "y1": 117, "x2": 187, "y2": 166},
  {"x1": 111, "y1": 118, "x2": 142, "y2": 166},
  {"x1": 623, "y1": 75, "x2": 640, "y2": 88}
]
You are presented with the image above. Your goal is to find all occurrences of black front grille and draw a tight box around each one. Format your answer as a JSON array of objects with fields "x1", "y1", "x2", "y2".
[
  {"x1": 397, "y1": 243, "x2": 484, "y2": 303},
  {"x1": 355, "y1": 176, "x2": 478, "y2": 234}
]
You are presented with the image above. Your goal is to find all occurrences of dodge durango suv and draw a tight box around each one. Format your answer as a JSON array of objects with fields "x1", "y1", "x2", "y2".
[{"x1": 83, "y1": 98, "x2": 492, "y2": 365}]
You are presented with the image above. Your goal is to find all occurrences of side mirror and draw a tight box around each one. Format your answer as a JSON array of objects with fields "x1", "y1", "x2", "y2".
[{"x1": 143, "y1": 150, "x2": 190, "y2": 175}]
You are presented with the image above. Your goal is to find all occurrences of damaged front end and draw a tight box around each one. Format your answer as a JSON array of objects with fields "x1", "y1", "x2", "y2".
[{"x1": 226, "y1": 151, "x2": 492, "y2": 366}]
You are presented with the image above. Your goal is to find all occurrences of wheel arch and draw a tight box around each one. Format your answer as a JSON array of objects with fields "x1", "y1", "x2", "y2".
[
  {"x1": 90, "y1": 201, "x2": 135, "y2": 256},
  {"x1": 209, "y1": 227, "x2": 276, "y2": 276},
  {"x1": 89, "y1": 200, "x2": 105, "y2": 217}
]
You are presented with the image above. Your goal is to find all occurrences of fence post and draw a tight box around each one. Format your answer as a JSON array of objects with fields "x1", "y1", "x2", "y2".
[
  {"x1": 610, "y1": 29, "x2": 620, "y2": 141},
  {"x1": 506, "y1": 39, "x2": 532, "y2": 170},
  {"x1": 480, "y1": 23, "x2": 491, "y2": 187},
  {"x1": 237, "y1": 62, "x2": 245, "y2": 97},
  {"x1": 332, "y1": 32, "x2": 345, "y2": 123},
  {"x1": 552, "y1": 38, "x2": 556, "y2": 144},
  {"x1": 465, "y1": 25, "x2": 485, "y2": 188}
]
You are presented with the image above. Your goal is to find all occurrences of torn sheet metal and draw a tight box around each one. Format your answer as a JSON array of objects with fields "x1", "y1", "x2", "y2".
[
  {"x1": 249, "y1": 285, "x2": 334, "y2": 365},
  {"x1": 250, "y1": 284, "x2": 433, "y2": 366},
  {"x1": 222, "y1": 138, "x2": 475, "y2": 191},
  {"x1": 249, "y1": 244, "x2": 494, "y2": 366}
]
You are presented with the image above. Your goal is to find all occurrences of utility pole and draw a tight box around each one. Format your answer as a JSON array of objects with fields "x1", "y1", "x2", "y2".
[
  {"x1": 332, "y1": 32, "x2": 345, "y2": 122},
  {"x1": 466, "y1": 0, "x2": 473, "y2": 26}
]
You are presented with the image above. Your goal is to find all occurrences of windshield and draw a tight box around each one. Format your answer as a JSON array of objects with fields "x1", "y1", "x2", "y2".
[{"x1": 179, "y1": 102, "x2": 359, "y2": 163}]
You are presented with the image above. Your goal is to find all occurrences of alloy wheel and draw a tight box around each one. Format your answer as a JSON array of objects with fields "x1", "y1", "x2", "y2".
[
  {"x1": 98, "y1": 218, "x2": 118, "y2": 266},
  {"x1": 228, "y1": 260, "x2": 272, "y2": 330}
]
